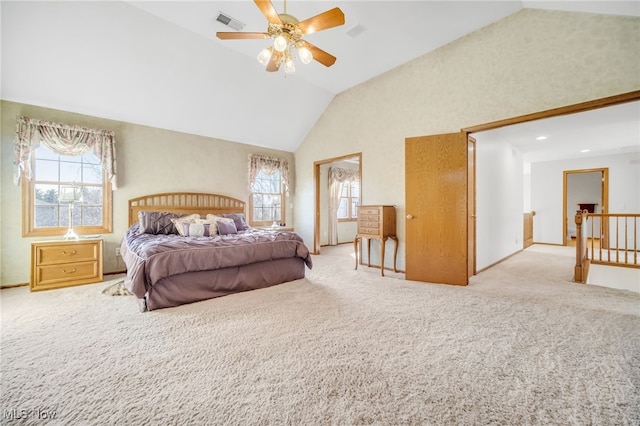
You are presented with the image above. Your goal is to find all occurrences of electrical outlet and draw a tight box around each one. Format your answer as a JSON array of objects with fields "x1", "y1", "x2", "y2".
[{"x1": 115, "y1": 247, "x2": 121, "y2": 257}]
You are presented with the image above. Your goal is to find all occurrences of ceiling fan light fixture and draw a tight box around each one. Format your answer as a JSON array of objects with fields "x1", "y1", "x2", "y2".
[
  {"x1": 257, "y1": 47, "x2": 273, "y2": 66},
  {"x1": 218, "y1": 0, "x2": 344, "y2": 74},
  {"x1": 274, "y1": 35, "x2": 288, "y2": 52},
  {"x1": 284, "y1": 58, "x2": 296, "y2": 74},
  {"x1": 298, "y1": 46, "x2": 313, "y2": 64}
]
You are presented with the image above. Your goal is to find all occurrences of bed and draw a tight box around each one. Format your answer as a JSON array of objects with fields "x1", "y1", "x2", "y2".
[{"x1": 120, "y1": 192, "x2": 312, "y2": 311}]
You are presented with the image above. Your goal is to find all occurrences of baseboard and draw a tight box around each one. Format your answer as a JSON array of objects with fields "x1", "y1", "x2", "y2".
[
  {"x1": 0, "y1": 282, "x2": 28, "y2": 290},
  {"x1": 476, "y1": 249, "x2": 524, "y2": 274},
  {"x1": 1, "y1": 272, "x2": 126, "y2": 290}
]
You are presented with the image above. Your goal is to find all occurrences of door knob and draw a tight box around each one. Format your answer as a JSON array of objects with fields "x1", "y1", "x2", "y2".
[{"x1": 406, "y1": 214, "x2": 414, "y2": 219}]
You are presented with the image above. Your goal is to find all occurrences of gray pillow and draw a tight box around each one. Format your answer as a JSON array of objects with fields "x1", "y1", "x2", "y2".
[
  {"x1": 138, "y1": 211, "x2": 181, "y2": 234},
  {"x1": 220, "y1": 213, "x2": 249, "y2": 231},
  {"x1": 217, "y1": 220, "x2": 238, "y2": 235}
]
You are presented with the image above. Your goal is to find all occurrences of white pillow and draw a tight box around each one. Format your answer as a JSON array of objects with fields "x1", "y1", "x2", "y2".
[{"x1": 171, "y1": 214, "x2": 206, "y2": 237}]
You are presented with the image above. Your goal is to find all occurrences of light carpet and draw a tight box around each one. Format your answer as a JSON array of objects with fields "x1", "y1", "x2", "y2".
[{"x1": 1, "y1": 245, "x2": 638, "y2": 425}]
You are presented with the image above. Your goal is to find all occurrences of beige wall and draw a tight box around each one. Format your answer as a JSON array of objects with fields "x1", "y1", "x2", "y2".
[
  {"x1": 0, "y1": 101, "x2": 294, "y2": 286},
  {"x1": 293, "y1": 9, "x2": 640, "y2": 269}
]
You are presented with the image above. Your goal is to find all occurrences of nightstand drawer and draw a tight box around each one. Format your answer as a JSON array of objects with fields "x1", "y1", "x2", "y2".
[
  {"x1": 34, "y1": 261, "x2": 100, "y2": 286},
  {"x1": 35, "y1": 243, "x2": 99, "y2": 265},
  {"x1": 31, "y1": 239, "x2": 103, "y2": 291}
]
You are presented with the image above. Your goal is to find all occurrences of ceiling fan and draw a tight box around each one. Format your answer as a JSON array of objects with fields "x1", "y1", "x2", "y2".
[{"x1": 216, "y1": 0, "x2": 345, "y2": 74}]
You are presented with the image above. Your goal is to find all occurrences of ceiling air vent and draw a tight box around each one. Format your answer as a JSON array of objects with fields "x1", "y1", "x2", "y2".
[
  {"x1": 216, "y1": 12, "x2": 245, "y2": 31},
  {"x1": 346, "y1": 23, "x2": 366, "y2": 38}
]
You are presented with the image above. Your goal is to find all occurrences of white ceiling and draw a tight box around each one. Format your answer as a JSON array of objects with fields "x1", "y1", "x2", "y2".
[
  {"x1": 2, "y1": 1, "x2": 638, "y2": 156},
  {"x1": 473, "y1": 101, "x2": 640, "y2": 169},
  {"x1": 126, "y1": 0, "x2": 639, "y2": 95}
]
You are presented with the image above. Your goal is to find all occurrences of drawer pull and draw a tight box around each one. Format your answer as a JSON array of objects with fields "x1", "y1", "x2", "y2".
[
  {"x1": 62, "y1": 250, "x2": 78, "y2": 256},
  {"x1": 62, "y1": 268, "x2": 77, "y2": 274}
]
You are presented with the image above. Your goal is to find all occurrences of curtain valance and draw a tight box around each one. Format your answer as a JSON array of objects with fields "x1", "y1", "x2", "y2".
[
  {"x1": 13, "y1": 116, "x2": 118, "y2": 189},
  {"x1": 248, "y1": 154, "x2": 290, "y2": 193},
  {"x1": 328, "y1": 167, "x2": 360, "y2": 184}
]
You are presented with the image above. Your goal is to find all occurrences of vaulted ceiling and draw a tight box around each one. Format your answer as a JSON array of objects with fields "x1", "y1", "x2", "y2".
[{"x1": 2, "y1": 1, "x2": 638, "y2": 155}]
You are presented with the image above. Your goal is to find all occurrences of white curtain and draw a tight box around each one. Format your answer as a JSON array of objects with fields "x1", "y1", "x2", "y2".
[
  {"x1": 14, "y1": 116, "x2": 117, "y2": 189},
  {"x1": 328, "y1": 167, "x2": 360, "y2": 246}
]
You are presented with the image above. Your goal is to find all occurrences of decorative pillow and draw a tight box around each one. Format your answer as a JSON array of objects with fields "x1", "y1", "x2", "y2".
[
  {"x1": 220, "y1": 213, "x2": 250, "y2": 231},
  {"x1": 205, "y1": 214, "x2": 234, "y2": 223},
  {"x1": 217, "y1": 220, "x2": 238, "y2": 235},
  {"x1": 179, "y1": 222, "x2": 213, "y2": 237},
  {"x1": 138, "y1": 211, "x2": 182, "y2": 235},
  {"x1": 171, "y1": 214, "x2": 205, "y2": 237}
]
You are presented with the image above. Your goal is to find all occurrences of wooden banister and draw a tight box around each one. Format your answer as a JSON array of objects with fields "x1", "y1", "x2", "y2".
[{"x1": 574, "y1": 211, "x2": 640, "y2": 283}]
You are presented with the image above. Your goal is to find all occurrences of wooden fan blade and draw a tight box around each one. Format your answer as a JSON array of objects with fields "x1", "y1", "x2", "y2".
[
  {"x1": 217, "y1": 32, "x2": 269, "y2": 40},
  {"x1": 266, "y1": 51, "x2": 282, "y2": 72},
  {"x1": 299, "y1": 40, "x2": 337, "y2": 67},
  {"x1": 254, "y1": 0, "x2": 282, "y2": 25},
  {"x1": 297, "y1": 7, "x2": 345, "y2": 35}
]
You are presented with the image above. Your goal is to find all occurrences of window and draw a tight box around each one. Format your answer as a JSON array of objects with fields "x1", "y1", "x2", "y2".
[
  {"x1": 23, "y1": 145, "x2": 112, "y2": 237},
  {"x1": 337, "y1": 180, "x2": 360, "y2": 221},
  {"x1": 249, "y1": 169, "x2": 284, "y2": 226},
  {"x1": 248, "y1": 154, "x2": 289, "y2": 227}
]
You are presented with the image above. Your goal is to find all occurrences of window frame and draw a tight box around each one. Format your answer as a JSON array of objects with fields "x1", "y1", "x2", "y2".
[
  {"x1": 337, "y1": 180, "x2": 360, "y2": 223},
  {"x1": 248, "y1": 169, "x2": 286, "y2": 227},
  {"x1": 22, "y1": 148, "x2": 113, "y2": 238}
]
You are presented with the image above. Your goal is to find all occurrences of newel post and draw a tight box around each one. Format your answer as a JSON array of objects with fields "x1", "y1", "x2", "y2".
[{"x1": 574, "y1": 210, "x2": 588, "y2": 283}]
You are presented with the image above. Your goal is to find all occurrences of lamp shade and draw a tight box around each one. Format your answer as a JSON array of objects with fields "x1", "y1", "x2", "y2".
[
  {"x1": 273, "y1": 35, "x2": 288, "y2": 52},
  {"x1": 257, "y1": 47, "x2": 273, "y2": 66},
  {"x1": 298, "y1": 46, "x2": 313, "y2": 64},
  {"x1": 284, "y1": 58, "x2": 296, "y2": 74},
  {"x1": 59, "y1": 186, "x2": 82, "y2": 202}
]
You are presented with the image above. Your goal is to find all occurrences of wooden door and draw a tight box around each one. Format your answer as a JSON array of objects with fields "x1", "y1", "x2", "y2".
[
  {"x1": 563, "y1": 168, "x2": 609, "y2": 248},
  {"x1": 405, "y1": 132, "x2": 469, "y2": 285},
  {"x1": 523, "y1": 212, "x2": 535, "y2": 248},
  {"x1": 467, "y1": 136, "x2": 476, "y2": 277}
]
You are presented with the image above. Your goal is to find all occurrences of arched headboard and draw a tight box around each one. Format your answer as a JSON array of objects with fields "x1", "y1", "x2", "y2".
[{"x1": 128, "y1": 192, "x2": 246, "y2": 227}]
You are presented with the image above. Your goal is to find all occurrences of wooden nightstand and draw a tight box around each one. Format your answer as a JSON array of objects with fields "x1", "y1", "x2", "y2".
[{"x1": 30, "y1": 239, "x2": 103, "y2": 291}]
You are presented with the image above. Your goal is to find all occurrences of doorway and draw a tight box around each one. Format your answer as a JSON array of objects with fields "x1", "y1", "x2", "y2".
[
  {"x1": 313, "y1": 153, "x2": 362, "y2": 255},
  {"x1": 563, "y1": 168, "x2": 608, "y2": 246},
  {"x1": 404, "y1": 91, "x2": 638, "y2": 284}
]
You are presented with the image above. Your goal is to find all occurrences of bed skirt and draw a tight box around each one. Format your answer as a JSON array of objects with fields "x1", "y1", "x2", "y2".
[{"x1": 137, "y1": 257, "x2": 306, "y2": 312}]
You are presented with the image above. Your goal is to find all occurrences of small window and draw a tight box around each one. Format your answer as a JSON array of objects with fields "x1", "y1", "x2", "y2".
[
  {"x1": 249, "y1": 169, "x2": 285, "y2": 226},
  {"x1": 23, "y1": 145, "x2": 112, "y2": 237},
  {"x1": 337, "y1": 181, "x2": 360, "y2": 221}
]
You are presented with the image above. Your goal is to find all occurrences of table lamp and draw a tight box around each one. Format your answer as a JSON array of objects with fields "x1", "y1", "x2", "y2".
[{"x1": 59, "y1": 186, "x2": 82, "y2": 240}]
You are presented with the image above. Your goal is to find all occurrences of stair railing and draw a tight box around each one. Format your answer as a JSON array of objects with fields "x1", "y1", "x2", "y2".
[{"x1": 574, "y1": 211, "x2": 640, "y2": 283}]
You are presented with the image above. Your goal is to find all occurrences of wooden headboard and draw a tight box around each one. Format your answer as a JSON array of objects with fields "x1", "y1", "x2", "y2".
[{"x1": 128, "y1": 192, "x2": 246, "y2": 227}]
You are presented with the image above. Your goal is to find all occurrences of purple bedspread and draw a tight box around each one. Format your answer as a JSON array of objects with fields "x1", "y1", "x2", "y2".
[{"x1": 121, "y1": 224, "x2": 313, "y2": 299}]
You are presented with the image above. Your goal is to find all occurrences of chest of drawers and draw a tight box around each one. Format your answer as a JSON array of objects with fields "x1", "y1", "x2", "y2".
[
  {"x1": 357, "y1": 206, "x2": 396, "y2": 237},
  {"x1": 30, "y1": 239, "x2": 103, "y2": 291},
  {"x1": 354, "y1": 205, "x2": 398, "y2": 276}
]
